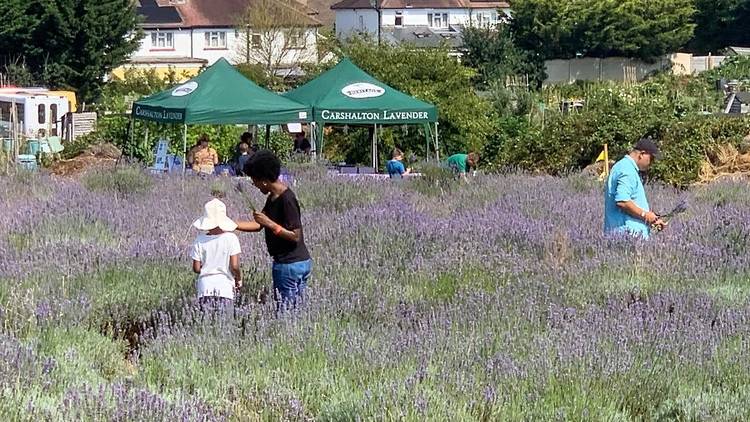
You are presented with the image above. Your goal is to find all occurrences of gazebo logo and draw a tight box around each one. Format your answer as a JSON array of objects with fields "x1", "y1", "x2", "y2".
[
  {"x1": 172, "y1": 82, "x2": 198, "y2": 97},
  {"x1": 341, "y1": 83, "x2": 385, "y2": 99}
]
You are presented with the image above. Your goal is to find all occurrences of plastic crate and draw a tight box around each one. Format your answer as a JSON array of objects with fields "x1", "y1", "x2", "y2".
[{"x1": 16, "y1": 154, "x2": 38, "y2": 171}]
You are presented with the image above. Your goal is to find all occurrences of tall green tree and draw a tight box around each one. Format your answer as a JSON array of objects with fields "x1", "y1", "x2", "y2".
[
  {"x1": 462, "y1": 23, "x2": 546, "y2": 88},
  {"x1": 688, "y1": 0, "x2": 750, "y2": 54},
  {"x1": 511, "y1": 0, "x2": 696, "y2": 60},
  {"x1": 341, "y1": 38, "x2": 497, "y2": 157},
  {"x1": 0, "y1": 1, "x2": 35, "y2": 56},
  {"x1": 0, "y1": 0, "x2": 141, "y2": 103}
]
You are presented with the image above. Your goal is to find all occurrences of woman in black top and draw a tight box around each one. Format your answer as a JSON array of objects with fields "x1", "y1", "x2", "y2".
[{"x1": 235, "y1": 150, "x2": 311, "y2": 312}]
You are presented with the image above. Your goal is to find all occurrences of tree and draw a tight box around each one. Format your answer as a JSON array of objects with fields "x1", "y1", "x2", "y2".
[
  {"x1": 235, "y1": 0, "x2": 318, "y2": 85},
  {"x1": 334, "y1": 38, "x2": 497, "y2": 157},
  {"x1": 0, "y1": 1, "x2": 36, "y2": 58},
  {"x1": 0, "y1": 0, "x2": 141, "y2": 103},
  {"x1": 510, "y1": 0, "x2": 696, "y2": 60},
  {"x1": 462, "y1": 24, "x2": 546, "y2": 88},
  {"x1": 688, "y1": 0, "x2": 750, "y2": 54}
]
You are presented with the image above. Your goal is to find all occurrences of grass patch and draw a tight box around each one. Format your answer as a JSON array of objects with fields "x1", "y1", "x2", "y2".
[
  {"x1": 65, "y1": 264, "x2": 195, "y2": 324},
  {"x1": 7, "y1": 216, "x2": 116, "y2": 251},
  {"x1": 0, "y1": 168, "x2": 53, "y2": 199},
  {"x1": 403, "y1": 266, "x2": 509, "y2": 303},
  {"x1": 694, "y1": 180, "x2": 750, "y2": 208},
  {"x1": 406, "y1": 162, "x2": 458, "y2": 197},
  {"x1": 82, "y1": 166, "x2": 153, "y2": 196},
  {"x1": 34, "y1": 326, "x2": 131, "y2": 388}
]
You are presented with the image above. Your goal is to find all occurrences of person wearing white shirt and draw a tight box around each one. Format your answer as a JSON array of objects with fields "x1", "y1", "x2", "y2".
[{"x1": 191, "y1": 199, "x2": 242, "y2": 309}]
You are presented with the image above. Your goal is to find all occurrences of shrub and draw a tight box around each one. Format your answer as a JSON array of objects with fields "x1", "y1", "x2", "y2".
[
  {"x1": 82, "y1": 166, "x2": 154, "y2": 196},
  {"x1": 407, "y1": 161, "x2": 457, "y2": 196},
  {"x1": 652, "y1": 116, "x2": 750, "y2": 186}
]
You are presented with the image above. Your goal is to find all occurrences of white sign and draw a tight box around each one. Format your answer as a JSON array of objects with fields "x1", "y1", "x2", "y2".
[
  {"x1": 341, "y1": 83, "x2": 385, "y2": 99},
  {"x1": 298, "y1": 111, "x2": 308, "y2": 119},
  {"x1": 171, "y1": 81, "x2": 198, "y2": 97},
  {"x1": 153, "y1": 139, "x2": 169, "y2": 171}
]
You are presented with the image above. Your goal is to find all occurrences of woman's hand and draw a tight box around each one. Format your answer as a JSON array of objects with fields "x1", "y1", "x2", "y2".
[{"x1": 252, "y1": 211, "x2": 274, "y2": 228}]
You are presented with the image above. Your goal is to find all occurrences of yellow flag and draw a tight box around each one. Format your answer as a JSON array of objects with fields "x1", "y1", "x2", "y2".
[{"x1": 595, "y1": 150, "x2": 606, "y2": 162}]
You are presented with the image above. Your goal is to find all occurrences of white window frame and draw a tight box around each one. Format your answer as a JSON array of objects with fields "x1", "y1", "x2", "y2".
[
  {"x1": 287, "y1": 30, "x2": 306, "y2": 49},
  {"x1": 395, "y1": 11, "x2": 403, "y2": 27},
  {"x1": 358, "y1": 15, "x2": 365, "y2": 30},
  {"x1": 251, "y1": 33, "x2": 262, "y2": 49},
  {"x1": 37, "y1": 104, "x2": 46, "y2": 125},
  {"x1": 428, "y1": 13, "x2": 449, "y2": 29},
  {"x1": 475, "y1": 12, "x2": 494, "y2": 27},
  {"x1": 150, "y1": 31, "x2": 174, "y2": 49},
  {"x1": 204, "y1": 31, "x2": 227, "y2": 49}
]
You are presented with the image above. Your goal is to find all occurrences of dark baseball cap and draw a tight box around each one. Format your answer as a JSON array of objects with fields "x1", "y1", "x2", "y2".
[{"x1": 634, "y1": 137, "x2": 661, "y2": 159}]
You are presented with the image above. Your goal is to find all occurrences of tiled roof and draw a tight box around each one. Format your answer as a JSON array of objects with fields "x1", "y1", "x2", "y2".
[
  {"x1": 138, "y1": 0, "x2": 322, "y2": 29},
  {"x1": 381, "y1": 25, "x2": 464, "y2": 48},
  {"x1": 331, "y1": 0, "x2": 509, "y2": 9}
]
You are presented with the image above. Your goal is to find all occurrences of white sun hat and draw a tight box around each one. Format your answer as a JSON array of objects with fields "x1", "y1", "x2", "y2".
[{"x1": 192, "y1": 198, "x2": 238, "y2": 232}]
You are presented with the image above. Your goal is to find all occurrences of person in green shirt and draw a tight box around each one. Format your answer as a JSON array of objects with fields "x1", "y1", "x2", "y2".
[{"x1": 445, "y1": 152, "x2": 479, "y2": 182}]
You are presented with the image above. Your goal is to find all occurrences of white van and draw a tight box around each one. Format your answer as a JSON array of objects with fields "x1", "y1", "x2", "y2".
[{"x1": 0, "y1": 91, "x2": 70, "y2": 139}]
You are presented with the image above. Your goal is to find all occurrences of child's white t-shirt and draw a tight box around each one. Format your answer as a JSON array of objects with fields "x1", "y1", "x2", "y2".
[{"x1": 191, "y1": 232, "x2": 241, "y2": 299}]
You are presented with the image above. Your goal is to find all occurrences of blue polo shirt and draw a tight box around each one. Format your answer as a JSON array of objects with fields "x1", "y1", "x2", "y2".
[
  {"x1": 386, "y1": 159, "x2": 406, "y2": 178},
  {"x1": 604, "y1": 156, "x2": 650, "y2": 238}
]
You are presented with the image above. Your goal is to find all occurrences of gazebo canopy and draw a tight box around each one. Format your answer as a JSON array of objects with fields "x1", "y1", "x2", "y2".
[
  {"x1": 132, "y1": 58, "x2": 311, "y2": 125},
  {"x1": 283, "y1": 58, "x2": 437, "y2": 124}
]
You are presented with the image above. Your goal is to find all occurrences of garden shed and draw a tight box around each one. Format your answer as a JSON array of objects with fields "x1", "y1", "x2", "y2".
[{"x1": 724, "y1": 91, "x2": 750, "y2": 114}]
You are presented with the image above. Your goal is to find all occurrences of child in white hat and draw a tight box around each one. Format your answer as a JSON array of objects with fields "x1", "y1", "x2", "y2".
[{"x1": 191, "y1": 198, "x2": 242, "y2": 305}]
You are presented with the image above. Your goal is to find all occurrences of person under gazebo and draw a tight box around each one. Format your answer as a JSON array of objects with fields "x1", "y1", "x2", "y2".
[{"x1": 192, "y1": 135, "x2": 219, "y2": 176}]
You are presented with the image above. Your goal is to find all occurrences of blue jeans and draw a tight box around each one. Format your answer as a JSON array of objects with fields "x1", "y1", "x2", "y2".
[{"x1": 272, "y1": 259, "x2": 312, "y2": 312}]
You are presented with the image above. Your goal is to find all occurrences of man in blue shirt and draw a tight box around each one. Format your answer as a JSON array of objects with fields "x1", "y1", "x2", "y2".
[{"x1": 604, "y1": 138, "x2": 666, "y2": 238}]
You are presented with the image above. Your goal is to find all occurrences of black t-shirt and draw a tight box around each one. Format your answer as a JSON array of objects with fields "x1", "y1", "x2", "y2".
[
  {"x1": 262, "y1": 189, "x2": 310, "y2": 263},
  {"x1": 294, "y1": 137, "x2": 311, "y2": 152}
]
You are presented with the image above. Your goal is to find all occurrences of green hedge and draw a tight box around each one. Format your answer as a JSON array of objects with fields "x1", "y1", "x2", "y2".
[
  {"x1": 493, "y1": 113, "x2": 750, "y2": 186},
  {"x1": 653, "y1": 116, "x2": 750, "y2": 186}
]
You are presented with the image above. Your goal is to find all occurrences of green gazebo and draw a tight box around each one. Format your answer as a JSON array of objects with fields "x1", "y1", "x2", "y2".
[
  {"x1": 284, "y1": 58, "x2": 439, "y2": 168},
  {"x1": 132, "y1": 58, "x2": 311, "y2": 169}
]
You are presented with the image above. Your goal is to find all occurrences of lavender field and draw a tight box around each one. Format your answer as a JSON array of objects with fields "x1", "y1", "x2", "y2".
[{"x1": 1, "y1": 166, "x2": 750, "y2": 421}]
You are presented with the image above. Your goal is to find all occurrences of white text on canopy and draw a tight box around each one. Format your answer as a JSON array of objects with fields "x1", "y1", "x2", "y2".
[
  {"x1": 172, "y1": 81, "x2": 198, "y2": 97},
  {"x1": 341, "y1": 83, "x2": 385, "y2": 99},
  {"x1": 320, "y1": 110, "x2": 429, "y2": 121}
]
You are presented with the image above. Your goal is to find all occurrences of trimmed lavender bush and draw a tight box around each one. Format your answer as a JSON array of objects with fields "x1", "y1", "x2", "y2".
[{"x1": 1, "y1": 167, "x2": 750, "y2": 420}]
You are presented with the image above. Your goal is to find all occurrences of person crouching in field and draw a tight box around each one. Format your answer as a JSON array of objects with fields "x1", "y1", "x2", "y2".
[
  {"x1": 234, "y1": 150, "x2": 312, "y2": 314},
  {"x1": 191, "y1": 198, "x2": 242, "y2": 311},
  {"x1": 445, "y1": 152, "x2": 479, "y2": 182}
]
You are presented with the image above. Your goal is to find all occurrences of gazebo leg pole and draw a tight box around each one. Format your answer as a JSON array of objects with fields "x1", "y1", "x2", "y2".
[
  {"x1": 425, "y1": 123, "x2": 430, "y2": 162},
  {"x1": 434, "y1": 122, "x2": 440, "y2": 162},
  {"x1": 372, "y1": 124, "x2": 377, "y2": 170},
  {"x1": 310, "y1": 122, "x2": 317, "y2": 161},
  {"x1": 265, "y1": 125, "x2": 271, "y2": 149},
  {"x1": 182, "y1": 124, "x2": 187, "y2": 173},
  {"x1": 129, "y1": 116, "x2": 135, "y2": 155}
]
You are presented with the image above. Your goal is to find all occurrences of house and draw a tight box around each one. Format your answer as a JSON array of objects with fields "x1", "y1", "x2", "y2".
[
  {"x1": 113, "y1": 0, "x2": 323, "y2": 80},
  {"x1": 721, "y1": 46, "x2": 750, "y2": 57},
  {"x1": 724, "y1": 91, "x2": 750, "y2": 115},
  {"x1": 331, "y1": 0, "x2": 510, "y2": 50}
]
